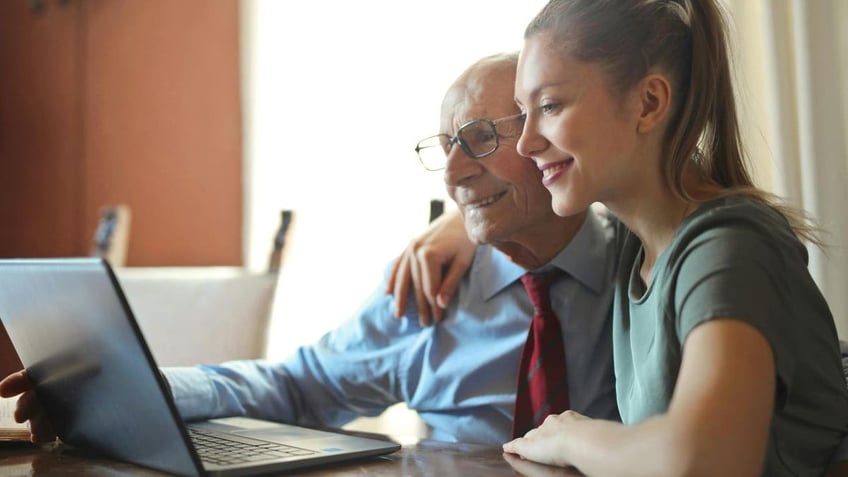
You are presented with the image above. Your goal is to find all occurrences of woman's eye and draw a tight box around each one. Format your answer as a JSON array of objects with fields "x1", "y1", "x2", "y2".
[{"x1": 541, "y1": 103, "x2": 559, "y2": 114}]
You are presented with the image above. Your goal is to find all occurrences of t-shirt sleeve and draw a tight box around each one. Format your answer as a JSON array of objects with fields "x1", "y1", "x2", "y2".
[{"x1": 671, "y1": 226, "x2": 794, "y2": 403}]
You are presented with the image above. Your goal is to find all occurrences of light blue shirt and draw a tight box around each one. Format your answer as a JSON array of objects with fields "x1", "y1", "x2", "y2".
[{"x1": 163, "y1": 210, "x2": 618, "y2": 446}]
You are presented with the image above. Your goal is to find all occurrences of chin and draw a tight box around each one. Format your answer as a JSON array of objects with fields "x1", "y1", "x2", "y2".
[
  {"x1": 466, "y1": 221, "x2": 503, "y2": 245},
  {"x1": 464, "y1": 225, "x2": 489, "y2": 245},
  {"x1": 551, "y1": 196, "x2": 586, "y2": 218}
]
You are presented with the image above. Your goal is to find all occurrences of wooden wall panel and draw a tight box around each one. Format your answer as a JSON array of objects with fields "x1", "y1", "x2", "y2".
[
  {"x1": 0, "y1": 0, "x2": 242, "y2": 266},
  {"x1": 82, "y1": 0, "x2": 243, "y2": 266},
  {"x1": 0, "y1": 0, "x2": 83, "y2": 258}
]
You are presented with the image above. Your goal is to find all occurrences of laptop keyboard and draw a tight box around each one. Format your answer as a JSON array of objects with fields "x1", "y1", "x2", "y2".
[{"x1": 188, "y1": 426, "x2": 318, "y2": 466}]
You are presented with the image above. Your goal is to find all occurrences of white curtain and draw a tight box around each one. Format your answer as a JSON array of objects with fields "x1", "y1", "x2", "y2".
[{"x1": 727, "y1": 0, "x2": 848, "y2": 337}]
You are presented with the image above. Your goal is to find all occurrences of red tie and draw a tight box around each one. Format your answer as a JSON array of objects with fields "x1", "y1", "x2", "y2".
[{"x1": 512, "y1": 270, "x2": 569, "y2": 438}]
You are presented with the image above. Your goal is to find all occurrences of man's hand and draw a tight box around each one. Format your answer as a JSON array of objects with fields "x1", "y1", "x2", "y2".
[{"x1": 0, "y1": 370, "x2": 57, "y2": 443}]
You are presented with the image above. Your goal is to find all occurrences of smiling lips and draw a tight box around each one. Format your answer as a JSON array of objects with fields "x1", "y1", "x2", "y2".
[
  {"x1": 539, "y1": 158, "x2": 574, "y2": 187},
  {"x1": 464, "y1": 190, "x2": 508, "y2": 209}
]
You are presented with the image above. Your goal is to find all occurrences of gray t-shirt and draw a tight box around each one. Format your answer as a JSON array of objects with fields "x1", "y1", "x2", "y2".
[{"x1": 612, "y1": 197, "x2": 848, "y2": 476}]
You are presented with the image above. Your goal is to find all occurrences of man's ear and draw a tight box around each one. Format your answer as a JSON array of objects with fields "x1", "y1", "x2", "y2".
[{"x1": 636, "y1": 73, "x2": 672, "y2": 134}]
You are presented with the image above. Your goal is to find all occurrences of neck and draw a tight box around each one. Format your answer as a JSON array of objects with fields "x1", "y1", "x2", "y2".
[
  {"x1": 492, "y1": 210, "x2": 588, "y2": 270},
  {"x1": 606, "y1": 166, "x2": 717, "y2": 284}
]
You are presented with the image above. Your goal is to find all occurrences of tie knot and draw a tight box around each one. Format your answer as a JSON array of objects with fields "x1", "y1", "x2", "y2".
[{"x1": 520, "y1": 269, "x2": 562, "y2": 312}]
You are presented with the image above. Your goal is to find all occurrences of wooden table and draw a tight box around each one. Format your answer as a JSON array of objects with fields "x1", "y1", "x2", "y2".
[{"x1": 0, "y1": 438, "x2": 584, "y2": 476}]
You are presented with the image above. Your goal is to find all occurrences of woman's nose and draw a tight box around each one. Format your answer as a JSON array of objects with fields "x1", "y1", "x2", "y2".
[{"x1": 516, "y1": 115, "x2": 545, "y2": 158}]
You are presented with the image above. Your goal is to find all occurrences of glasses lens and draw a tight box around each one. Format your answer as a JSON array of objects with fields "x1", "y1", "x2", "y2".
[
  {"x1": 494, "y1": 114, "x2": 525, "y2": 138},
  {"x1": 457, "y1": 120, "x2": 497, "y2": 158},
  {"x1": 416, "y1": 135, "x2": 449, "y2": 171}
]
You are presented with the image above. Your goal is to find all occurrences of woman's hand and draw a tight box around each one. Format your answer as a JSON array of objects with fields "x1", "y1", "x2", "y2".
[
  {"x1": 502, "y1": 452, "x2": 585, "y2": 477},
  {"x1": 0, "y1": 370, "x2": 57, "y2": 443},
  {"x1": 385, "y1": 209, "x2": 475, "y2": 326},
  {"x1": 503, "y1": 410, "x2": 589, "y2": 469}
]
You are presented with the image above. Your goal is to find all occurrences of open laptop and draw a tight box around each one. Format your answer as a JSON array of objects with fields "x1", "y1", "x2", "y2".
[{"x1": 0, "y1": 258, "x2": 400, "y2": 476}]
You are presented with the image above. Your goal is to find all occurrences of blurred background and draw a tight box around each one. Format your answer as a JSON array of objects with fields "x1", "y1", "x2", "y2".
[{"x1": 0, "y1": 0, "x2": 846, "y2": 364}]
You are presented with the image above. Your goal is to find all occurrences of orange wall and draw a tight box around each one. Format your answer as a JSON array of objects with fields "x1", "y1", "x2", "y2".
[
  {"x1": 0, "y1": 0, "x2": 243, "y2": 266},
  {"x1": 0, "y1": 322, "x2": 22, "y2": 379},
  {"x1": 0, "y1": 0, "x2": 83, "y2": 257}
]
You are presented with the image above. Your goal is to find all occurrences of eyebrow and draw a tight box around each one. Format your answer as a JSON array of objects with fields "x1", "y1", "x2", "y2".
[{"x1": 515, "y1": 79, "x2": 572, "y2": 106}]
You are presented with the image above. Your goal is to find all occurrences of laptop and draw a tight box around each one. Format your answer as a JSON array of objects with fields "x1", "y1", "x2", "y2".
[{"x1": 0, "y1": 258, "x2": 400, "y2": 476}]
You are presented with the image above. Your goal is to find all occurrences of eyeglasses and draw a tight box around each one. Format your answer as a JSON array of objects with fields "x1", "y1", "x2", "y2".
[{"x1": 414, "y1": 113, "x2": 525, "y2": 171}]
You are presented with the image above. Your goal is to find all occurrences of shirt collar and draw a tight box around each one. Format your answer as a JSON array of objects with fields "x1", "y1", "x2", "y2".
[{"x1": 473, "y1": 208, "x2": 613, "y2": 301}]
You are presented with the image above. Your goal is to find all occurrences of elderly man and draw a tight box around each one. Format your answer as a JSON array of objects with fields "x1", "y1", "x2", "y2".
[{"x1": 1, "y1": 52, "x2": 617, "y2": 446}]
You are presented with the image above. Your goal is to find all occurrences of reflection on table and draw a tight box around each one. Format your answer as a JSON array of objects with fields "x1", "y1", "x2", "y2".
[{"x1": 0, "y1": 437, "x2": 584, "y2": 477}]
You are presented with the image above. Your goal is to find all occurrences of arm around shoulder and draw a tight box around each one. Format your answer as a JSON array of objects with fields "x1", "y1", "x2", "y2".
[{"x1": 386, "y1": 208, "x2": 475, "y2": 325}]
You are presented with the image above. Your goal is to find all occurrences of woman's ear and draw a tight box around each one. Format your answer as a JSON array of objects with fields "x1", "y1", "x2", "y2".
[{"x1": 636, "y1": 73, "x2": 672, "y2": 134}]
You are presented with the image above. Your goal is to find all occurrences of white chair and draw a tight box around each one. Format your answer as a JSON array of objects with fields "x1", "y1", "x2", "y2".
[{"x1": 117, "y1": 267, "x2": 278, "y2": 366}]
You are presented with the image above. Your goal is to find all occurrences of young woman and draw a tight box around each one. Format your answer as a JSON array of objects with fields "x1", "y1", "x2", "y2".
[{"x1": 389, "y1": 0, "x2": 848, "y2": 475}]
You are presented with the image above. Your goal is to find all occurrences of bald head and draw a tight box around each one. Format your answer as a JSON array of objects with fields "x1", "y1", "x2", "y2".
[{"x1": 440, "y1": 52, "x2": 519, "y2": 133}]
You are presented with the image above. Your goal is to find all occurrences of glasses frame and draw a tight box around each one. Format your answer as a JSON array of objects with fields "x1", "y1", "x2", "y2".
[{"x1": 414, "y1": 112, "x2": 525, "y2": 171}]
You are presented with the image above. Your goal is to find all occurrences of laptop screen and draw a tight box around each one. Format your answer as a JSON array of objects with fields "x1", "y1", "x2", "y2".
[{"x1": 0, "y1": 259, "x2": 202, "y2": 476}]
